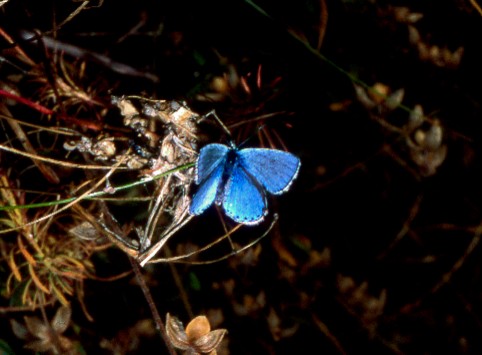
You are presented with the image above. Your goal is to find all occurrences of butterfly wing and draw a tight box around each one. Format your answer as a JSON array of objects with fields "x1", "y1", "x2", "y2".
[
  {"x1": 194, "y1": 143, "x2": 229, "y2": 184},
  {"x1": 189, "y1": 144, "x2": 229, "y2": 216},
  {"x1": 222, "y1": 155, "x2": 267, "y2": 224},
  {"x1": 238, "y1": 148, "x2": 300, "y2": 195}
]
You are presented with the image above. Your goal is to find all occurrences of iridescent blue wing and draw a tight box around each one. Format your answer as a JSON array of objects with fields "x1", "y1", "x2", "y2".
[
  {"x1": 189, "y1": 144, "x2": 229, "y2": 216},
  {"x1": 222, "y1": 157, "x2": 267, "y2": 224},
  {"x1": 194, "y1": 143, "x2": 229, "y2": 184},
  {"x1": 238, "y1": 148, "x2": 300, "y2": 195}
]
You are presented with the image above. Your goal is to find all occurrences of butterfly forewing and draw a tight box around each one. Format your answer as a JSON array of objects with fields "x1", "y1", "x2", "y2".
[
  {"x1": 190, "y1": 144, "x2": 229, "y2": 215},
  {"x1": 222, "y1": 157, "x2": 267, "y2": 224},
  {"x1": 195, "y1": 144, "x2": 229, "y2": 184},
  {"x1": 238, "y1": 148, "x2": 301, "y2": 195}
]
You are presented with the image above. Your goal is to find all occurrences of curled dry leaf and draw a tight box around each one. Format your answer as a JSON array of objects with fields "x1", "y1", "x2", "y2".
[{"x1": 166, "y1": 313, "x2": 190, "y2": 351}]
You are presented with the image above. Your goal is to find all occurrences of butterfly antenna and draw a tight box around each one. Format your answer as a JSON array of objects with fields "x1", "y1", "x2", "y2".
[
  {"x1": 204, "y1": 110, "x2": 236, "y2": 146},
  {"x1": 237, "y1": 124, "x2": 268, "y2": 148}
]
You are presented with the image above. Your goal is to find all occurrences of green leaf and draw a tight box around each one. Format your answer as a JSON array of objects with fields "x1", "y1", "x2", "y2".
[
  {"x1": 0, "y1": 339, "x2": 16, "y2": 355},
  {"x1": 188, "y1": 272, "x2": 201, "y2": 291}
]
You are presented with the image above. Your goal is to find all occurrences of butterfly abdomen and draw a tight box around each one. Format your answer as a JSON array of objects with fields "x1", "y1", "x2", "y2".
[{"x1": 215, "y1": 149, "x2": 238, "y2": 205}]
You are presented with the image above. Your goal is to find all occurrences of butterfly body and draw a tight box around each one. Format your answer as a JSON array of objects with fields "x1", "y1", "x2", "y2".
[{"x1": 190, "y1": 143, "x2": 300, "y2": 224}]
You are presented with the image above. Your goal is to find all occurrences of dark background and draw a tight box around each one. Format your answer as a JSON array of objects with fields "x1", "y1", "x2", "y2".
[{"x1": 1, "y1": 0, "x2": 482, "y2": 354}]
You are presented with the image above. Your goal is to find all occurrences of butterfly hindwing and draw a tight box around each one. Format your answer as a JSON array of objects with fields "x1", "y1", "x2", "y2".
[
  {"x1": 238, "y1": 148, "x2": 301, "y2": 195},
  {"x1": 189, "y1": 144, "x2": 229, "y2": 215},
  {"x1": 222, "y1": 155, "x2": 267, "y2": 224}
]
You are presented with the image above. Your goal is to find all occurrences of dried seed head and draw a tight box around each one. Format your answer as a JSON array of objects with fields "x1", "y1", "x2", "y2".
[
  {"x1": 166, "y1": 313, "x2": 227, "y2": 354},
  {"x1": 354, "y1": 83, "x2": 404, "y2": 114},
  {"x1": 92, "y1": 138, "x2": 116, "y2": 160}
]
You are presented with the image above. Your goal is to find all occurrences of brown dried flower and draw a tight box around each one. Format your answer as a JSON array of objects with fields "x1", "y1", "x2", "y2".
[{"x1": 11, "y1": 306, "x2": 76, "y2": 354}]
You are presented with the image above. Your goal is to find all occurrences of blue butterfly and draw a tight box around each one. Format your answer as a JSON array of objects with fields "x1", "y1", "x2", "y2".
[{"x1": 189, "y1": 143, "x2": 301, "y2": 224}]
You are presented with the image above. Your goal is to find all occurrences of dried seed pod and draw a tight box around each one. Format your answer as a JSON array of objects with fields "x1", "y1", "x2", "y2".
[
  {"x1": 410, "y1": 144, "x2": 447, "y2": 177},
  {"x1": 166, "y1": 313, "x2": 227, "y2": 354},
  {"x1": 354, "y1": 83, "x2": 404, "y2": 114},
  {"x1": 408, "y1": 104, "x2": 424, "y2": 131},
  {"x1": 424, "y1": 120, "x2": 443, "y2": 150},
  {"x1": 406, "y1": 107, "x2": 447, "y2": 176},
  {"x1": 92, "y1": 137, "x2": 116, "y2": 160}
]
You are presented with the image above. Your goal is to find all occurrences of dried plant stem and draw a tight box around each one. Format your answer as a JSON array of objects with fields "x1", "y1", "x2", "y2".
[
  {"x1": 400, "y1": 223, "x2": 482, "y2": 314},
  {"x1": 0, "y1": 89, "x2": 102, "y2": 130},
  {"x1": 311, "y1": 314, "x2": 346, "y2": 355},
  {"x1": 1, "y1": 106, "x2": 60, "y2": 183},
  {"x1": 52, "y1": 0, "x2": 92, "y2": 34},
  {"x1": 0, "y1": 154, "x2": 126, "y2": 235},
  {"x1": 470, "y1": 0, "x2": 482, "y2": 17},
  {"x1": 149, "y1": 216, "x2": 276, "y2": 265},
  {"x1": 0, "y1": 27, "x2": 36, "y2": 66},
  {"x1": 129, "y1": 257, "x2": 176, "y2": 355},
  {"x1": 143, "y1": 175, "x2": 173, "y2": 247},
  {"x1": 317, "y1": 0, "x2": 328, "y2": 50},
  {"x1": 138, "y1": 212, "x2": 193, "y2": 266},
  {"x1": 165, "y1": 246, "x2": 194, "y2": 319},
  {"x1": 0, "y1": 143, "x2": 129, "y2": 170},
  {"x1": 377, "y1": 194, "x2": 423, "y2": 260}
]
